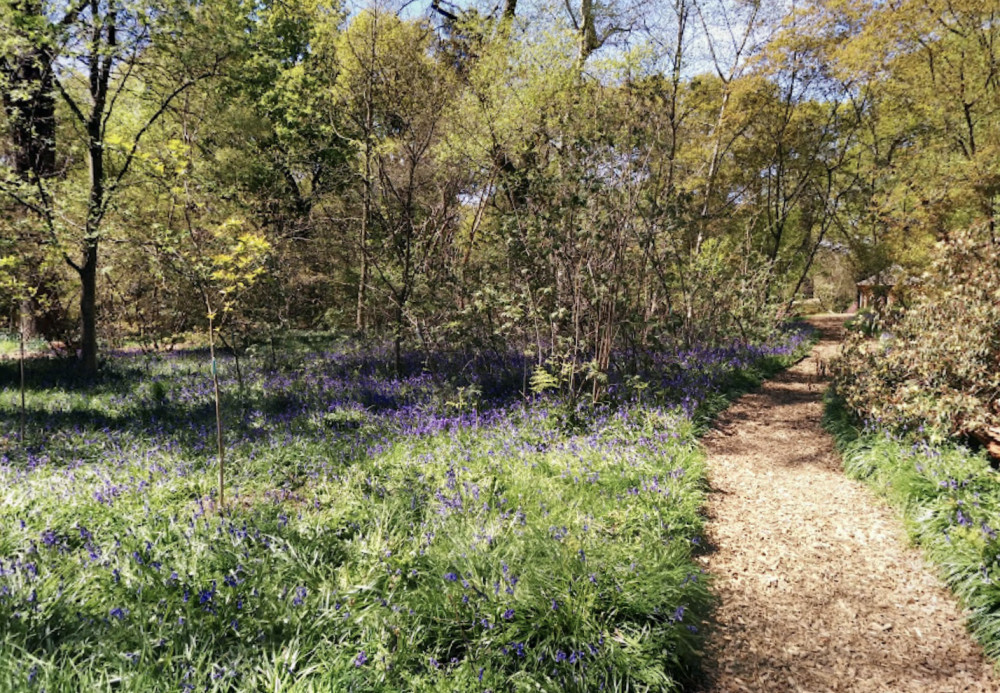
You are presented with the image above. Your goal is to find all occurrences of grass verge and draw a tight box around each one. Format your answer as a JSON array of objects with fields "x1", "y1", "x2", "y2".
[{"x1": 824, "y1": 394, "x2": 1000, "y2": 662}]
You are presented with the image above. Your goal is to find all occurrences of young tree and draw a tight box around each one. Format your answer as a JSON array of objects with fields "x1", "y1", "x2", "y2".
[
  {"x1": 0, "y1": 0, "x2": 234, "y2": 373},
  {"x1": 332, "y1": 10, "x2": 462, "y2": 373}
]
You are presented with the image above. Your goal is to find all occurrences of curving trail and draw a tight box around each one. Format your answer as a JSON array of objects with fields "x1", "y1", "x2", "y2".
[{"x1": 697, "y1": 315, "x2": 998, "y2": 693}]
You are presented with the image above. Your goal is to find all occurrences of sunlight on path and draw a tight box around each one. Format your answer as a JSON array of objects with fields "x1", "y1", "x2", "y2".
[{"x1": 697, "y1": 315, "x2": 998, "y2": 693}]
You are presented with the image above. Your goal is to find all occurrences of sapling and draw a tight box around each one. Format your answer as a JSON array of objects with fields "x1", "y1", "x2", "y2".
[
  {"x1": 159, "y1": 218, "x2": 270, "y2": 510},
  {"x1": 202, "y1": 221, "x2": 271, "y2": 510}
]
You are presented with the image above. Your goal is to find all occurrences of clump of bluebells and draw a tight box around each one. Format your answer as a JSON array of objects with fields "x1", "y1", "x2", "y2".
[
  {"x1": 0, "y1": 327, "x2": 810, "y2": 691},
  {"x1": 824, "y1": 395, "x2": 1000, "y2": 663}
]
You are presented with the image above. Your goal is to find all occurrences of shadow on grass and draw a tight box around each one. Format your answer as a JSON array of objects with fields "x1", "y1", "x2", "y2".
[{"x1": 0, "y1": 357, "x2": 148, "y2": 394}]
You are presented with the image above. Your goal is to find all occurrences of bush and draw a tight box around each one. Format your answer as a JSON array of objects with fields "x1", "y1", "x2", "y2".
[
  {"x1": 791, "y1": 298, "x2": 824, "y2": 316},
  {"x1": 843, "y1": 308, "x2": 880, "y2": 337},
  {"x1": 832, "y1": 223, "x2": 1000, "y2": 441}
]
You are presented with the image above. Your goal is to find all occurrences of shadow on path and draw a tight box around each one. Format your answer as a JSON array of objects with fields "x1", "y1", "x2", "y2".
[{"x1": 695, "y1": 315, "x2": 997, "y2": 693}]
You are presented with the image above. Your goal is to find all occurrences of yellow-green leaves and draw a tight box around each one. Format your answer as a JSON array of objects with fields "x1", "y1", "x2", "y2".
[
  {"x1": 206, "y1": 218, "x2": 271, "y2": 318},
  {"x1": 0, "y1": 255, "x2": 28, "y2": 301}
]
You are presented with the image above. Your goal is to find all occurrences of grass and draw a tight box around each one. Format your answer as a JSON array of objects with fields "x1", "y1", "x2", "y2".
[
  {"x1": 824, "y1": 394, "x2": 1000, "y2": 662},
  {"x1": 0, "y1": 332, "x2": 47, "y2": 359},
  {"x1": 1, "y1": 328, "x2": 812, "y2": 691}
]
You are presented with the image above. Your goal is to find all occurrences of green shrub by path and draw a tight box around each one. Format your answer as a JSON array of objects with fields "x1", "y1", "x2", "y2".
[
  {"x1": 832, "y1": 222, "x2": 1000, "y2": 442},
  {"x1": 824, "y1": 394, "x2": 1000, "y2": 662}
]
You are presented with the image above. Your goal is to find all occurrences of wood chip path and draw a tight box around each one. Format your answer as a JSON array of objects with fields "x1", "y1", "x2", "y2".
[{"x1": 696, "y1": 315, "x2": 999, "y2": 692}]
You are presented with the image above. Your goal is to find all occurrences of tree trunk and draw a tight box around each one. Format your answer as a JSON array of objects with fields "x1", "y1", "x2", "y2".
[
  {"x1": 79, "y1": 242, "x2": 99, "y2": 374},
  {"x1": 356, "y1": 14, "x2": 377, "y2": 333},
  {"x1": 74, "y1": 0, "x2": 114, "y2": 375},
  {"x1": 1, "y1": 1, "x2": 56, "y2": 180},
  {"x1": 577, "y1": 0, "x2": 599, "y2": 67},
  {"x1": 209, "y1": 315, "x2": 226, "y2": 510},
  {"x1": 80, "y1": 127, "x2": 103, "y2": 375},
  {"x1": 19, "y1": 324, "x2": 27, "y2": 443},
  {"x1": 394, "y1": 300, "x2": 404, "y2": 378},
  {"x1": 19, "y1": 299, "x2": 37, "y2": 340}
]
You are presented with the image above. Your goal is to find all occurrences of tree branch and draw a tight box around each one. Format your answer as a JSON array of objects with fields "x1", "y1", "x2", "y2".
[
  {"x1": 103, "y1": 70, "x2": 218, "y2": 217},
  {"x1": 52, "y1": 76, "x2": 88, "y2": 126}
]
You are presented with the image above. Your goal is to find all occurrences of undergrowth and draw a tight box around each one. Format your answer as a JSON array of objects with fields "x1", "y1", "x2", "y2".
[
  {"x1": 824, "y1": 394, "x2": 1000, "y2": 662},
  {"x1": 0, "y1": 328, "x2": 811, "y2": 692}
]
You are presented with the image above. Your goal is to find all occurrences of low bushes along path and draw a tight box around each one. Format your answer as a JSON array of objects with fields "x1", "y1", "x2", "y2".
[{"x1": 697, "y1": 315, "x2": 998, "y2": 692}]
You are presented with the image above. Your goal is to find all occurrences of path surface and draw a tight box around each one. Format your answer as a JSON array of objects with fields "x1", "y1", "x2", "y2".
[{"x1": 697, "y1": 315, "x2": 999, "y2": 692}]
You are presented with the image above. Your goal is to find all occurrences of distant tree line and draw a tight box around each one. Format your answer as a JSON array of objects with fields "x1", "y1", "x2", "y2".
[{"x1": 2, "y1": 0, "x2": 997, "y2": 390}]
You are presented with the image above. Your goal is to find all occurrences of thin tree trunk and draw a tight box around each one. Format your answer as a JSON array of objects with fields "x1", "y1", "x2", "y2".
[
  {"x1": 19, "y1": 323, "x2": 26, "y2": 443},
  {"x1": 695, "y1": 88, "x2": 730, "y2": 255},
  {"x1": 209, "y1": 315, "x2": 226, "y2": 510},
  {"x1": 357, "y1": 216, "x2": 369, "y2": 331},
  {"x1": 356, "y1": 15, "x2": 377, "y2": 333},
  {"x1": 394, "y1": 300, "x2": 403, "y2": 378},
  {"x1": 79, "y1": 241, "x2": 99, "y2": 374}
]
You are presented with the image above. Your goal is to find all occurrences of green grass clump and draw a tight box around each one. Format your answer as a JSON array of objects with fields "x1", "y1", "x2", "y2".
[{"x1": 824, "y1": 394, "x2": 1000, "y2": 662}]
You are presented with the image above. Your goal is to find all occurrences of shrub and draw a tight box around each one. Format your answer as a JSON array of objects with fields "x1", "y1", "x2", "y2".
[{"x1": 832, "y1": 222, "x2": 1000, "y2": 442}]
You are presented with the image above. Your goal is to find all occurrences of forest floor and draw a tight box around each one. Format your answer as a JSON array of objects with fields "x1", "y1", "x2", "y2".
[{"x1": 696, "y1": 315, "x2": 999, "y2": 692}]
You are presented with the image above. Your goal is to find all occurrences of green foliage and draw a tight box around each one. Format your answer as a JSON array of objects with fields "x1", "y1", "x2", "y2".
[
  {"x1": 0, "y1": 349, "x2": 724, "y2": 691},
  {"x1": 529, "y1": 366, "x2": 559, "y2": 396},
  {"x1": 843, "y1": 308, "x2": 880, "y2": 338},
  {"x1": 3, "y1": 0, "x2": 883, "y2": 373},
  {"x1": 824, "y1": 394, "x2": 1000, "y2": 662},
  {"x1": 832, "y1": 223, "x2": 1000, "y2": 440},
  {"x1": 206, "y1": 220, "x2": 272, "y2": 319}
]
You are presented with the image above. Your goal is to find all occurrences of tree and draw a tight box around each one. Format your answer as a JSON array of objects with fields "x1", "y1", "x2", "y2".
[
  {"x1": 789, "y1": 0, "x2": 1000, "y2": 277},
  {"x1": 0, "y1": 0, "x2": 233, "y2": 373},
  {"x1": 0, "y1": 0, "x2": 68, "y2": 341},
  {"x1": 331, "y1": 10, "x2": 462, "y2": 372}
]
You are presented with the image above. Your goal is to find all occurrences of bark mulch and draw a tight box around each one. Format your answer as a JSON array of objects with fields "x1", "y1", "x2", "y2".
[{"x1": 696, "y1": 315, "x2": 998, "y2": 692}]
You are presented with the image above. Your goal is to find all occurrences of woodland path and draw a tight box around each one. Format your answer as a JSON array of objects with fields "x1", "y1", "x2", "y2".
[{"x1": 696, "y1": 315, "x2": 999, "y2": 692}]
